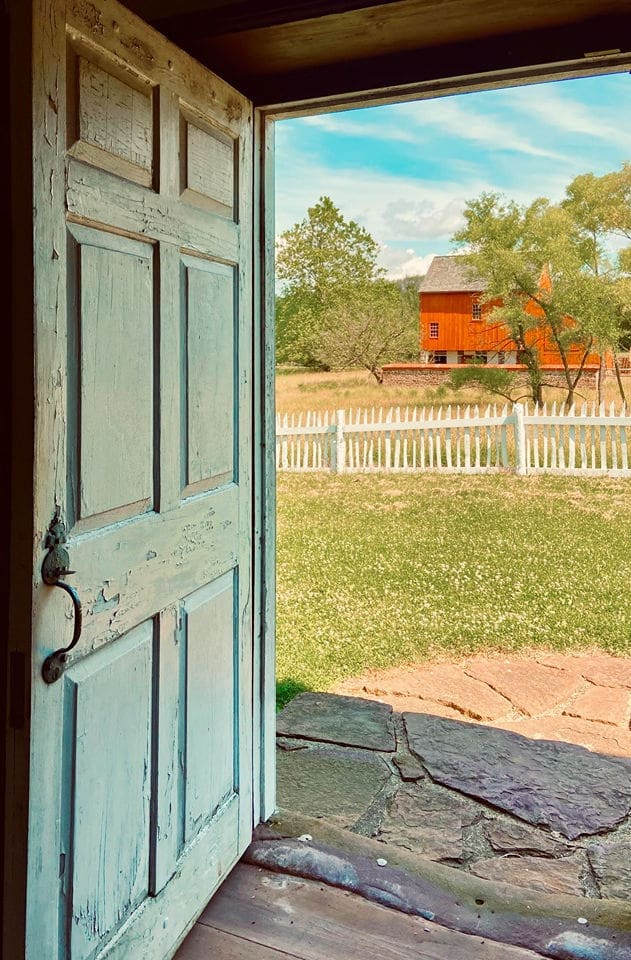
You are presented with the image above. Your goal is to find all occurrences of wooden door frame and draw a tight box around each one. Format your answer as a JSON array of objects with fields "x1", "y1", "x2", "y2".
[{"x1": 3, "y1": 0, "x2": 631, "y2": 952}]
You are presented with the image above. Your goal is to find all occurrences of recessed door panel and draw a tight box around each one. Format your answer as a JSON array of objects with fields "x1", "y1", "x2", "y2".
[
  {"x1": 183, "y1": 571, "x2": 237, "y2": 844},
  {"x1": 67, "y1": 43, "x2": 155, "y2": 187},
  {"x1": 183, "y1": 256, "x2": 236, "y2": 495},
  {"x1": 65, "y1": 622, "x2": 153, "y2": 960},
  {"x1": 69, "y1": 224, "x2": 155, "y2": 527}
]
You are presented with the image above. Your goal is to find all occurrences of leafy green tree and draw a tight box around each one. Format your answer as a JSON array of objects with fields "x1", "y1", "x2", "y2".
[
  {"x1": 448, "y1": 365, "x2": 528, "y2": 404},
  {"x1": 453, "y1": 180, "x2": 630, "y2": 406},
  {"x1": 563, "y1": 163, "x2": 631, "y2": 397},
  {"x1": 314, "y1": 279, "x2": 419, "y2": 383},
  {"x1": 276, "y1": 196, "x2": 383, "y2": 365}
]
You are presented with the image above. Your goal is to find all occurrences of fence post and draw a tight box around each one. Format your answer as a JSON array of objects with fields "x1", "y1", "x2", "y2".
[
  {"x1": 333, "y1": 409, "x2": 346, "y2": 474},
  {"x1": 514, "y1": 403, "x2": 527, "y2": 475}
]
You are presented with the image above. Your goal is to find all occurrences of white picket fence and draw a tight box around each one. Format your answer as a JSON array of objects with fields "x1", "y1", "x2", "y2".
[{"x1": 276, "y1": 402, "x2": 631, "y2": 476}]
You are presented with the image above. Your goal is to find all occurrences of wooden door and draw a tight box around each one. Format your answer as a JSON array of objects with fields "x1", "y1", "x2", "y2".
[{"x1": 27, "y1": 1, "x2": 256, "y2": 957}]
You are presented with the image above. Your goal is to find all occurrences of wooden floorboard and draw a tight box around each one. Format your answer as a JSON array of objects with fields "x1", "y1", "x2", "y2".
[
  {"x1": 175, "y1": 863, "x2": 546, "y2": 960},
  {"x1": 175, "y1": 924, "x2": 300, "y2": 959}
]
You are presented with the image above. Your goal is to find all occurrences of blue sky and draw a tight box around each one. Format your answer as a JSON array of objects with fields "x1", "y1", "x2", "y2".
[{"x1": 275, "y1": 73, "x2": 631, "y2": 279}]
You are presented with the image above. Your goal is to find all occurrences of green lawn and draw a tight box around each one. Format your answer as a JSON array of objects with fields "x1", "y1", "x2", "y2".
[{"x1": 276, "y1": 473, "x2": 631, "y2": 707}]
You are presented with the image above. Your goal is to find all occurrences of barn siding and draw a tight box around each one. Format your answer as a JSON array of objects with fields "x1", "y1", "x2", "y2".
[{"x1": 420, "y1": 291, "x2": 606, "y2": 367}]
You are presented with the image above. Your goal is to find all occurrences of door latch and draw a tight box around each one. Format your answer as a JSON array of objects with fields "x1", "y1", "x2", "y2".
[{"x1": 41, "y1": 510, "x2": 82, "y2": 684}]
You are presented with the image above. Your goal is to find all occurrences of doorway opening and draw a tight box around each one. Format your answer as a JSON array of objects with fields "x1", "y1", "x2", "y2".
[{"x1": 271, "y1": 70, "x2": 631, "y2": 906}]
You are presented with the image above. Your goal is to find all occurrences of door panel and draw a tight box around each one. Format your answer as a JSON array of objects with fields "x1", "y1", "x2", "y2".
[
  {"x1": 28, "y1": 1, "x2": 255, "y2": 957},
  {"x1": 183, "y1": 256, "x2": 236, "y2": 493},
  {"x1": 70, "y1": 224, "x2": 155, "y2": 526},
  {"x1": 183, "y1": 572, "x2": 238, "y2": 844},
  {"x1": 66, "y1": 623, "x2": 154, "y2": 960}
]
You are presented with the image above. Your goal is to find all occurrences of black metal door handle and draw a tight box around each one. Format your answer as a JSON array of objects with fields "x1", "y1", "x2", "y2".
[
  {"x1": 42, "y1": 581, "x2": 83, "y2": 684},
  {"x1": 41, "y1": 511, "x2": 83, "y2": 684}
]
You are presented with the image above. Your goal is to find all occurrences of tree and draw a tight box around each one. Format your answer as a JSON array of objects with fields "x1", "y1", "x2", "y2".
[
  {"x1": 453, "y1": 181, "x2": 630, "y2": 406},
  {"x1": 276, "y1": 197, "x2": 383, "y2": 365},
  {"x1": 563, "y1": 163, "x2": 631, "y2": 399},
  {"x1": 448, "y1": 365, "x2": 529, "y2": 404},
  {"x1": 314, "y1": 279, "x2": 419, "y2": 383}
]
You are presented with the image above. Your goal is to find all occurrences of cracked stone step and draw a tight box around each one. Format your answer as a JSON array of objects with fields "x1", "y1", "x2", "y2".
[
  {"x1": 563, "y1": 684, "x2": 631, "y2": 727},
  {"x1": 340, "y1": 664, "x2": 514, "y2": 721},
  {"x1": 587, "y1": 840, "x2": 631, "y2": 900},
  {"x1": 485, "y1": 820, "x2": 571, "y2": 857},
  {"x1": 277, "y1": 692, "x2": 396, "y2": 751},
  {"x1": 404, "y1": 712, "x2": 631, "y2": 839},
  {"x1": 378, "y1": 783, "x2": 481, "y2": 862},
  {"x1": 489, "y1": 715, "x2": 631, "y2": 757},
  {"x1": 470, "y1": 855, "x2": 585, "y2": 897},
  {"x1": 463, "y1": 657, "x2": 581, "y2": 716}
]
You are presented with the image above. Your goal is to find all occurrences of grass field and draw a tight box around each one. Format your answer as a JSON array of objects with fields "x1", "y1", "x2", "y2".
[
  {"x1": 276, "y1": 472, "x2": 631, "y2": 707},
  {"x1": 276, "y1": 366, "x2": 626, "y2": 417}
]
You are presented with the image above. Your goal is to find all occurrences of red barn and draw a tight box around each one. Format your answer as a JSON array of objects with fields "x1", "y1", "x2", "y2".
[{"x1": 419, "y1": 255, "x2": 604, "y2": 368}]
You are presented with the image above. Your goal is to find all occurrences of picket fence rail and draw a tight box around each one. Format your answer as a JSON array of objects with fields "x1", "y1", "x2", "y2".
[{"x1": 275, "y1": 402, "x2": 631, "y2": 476}]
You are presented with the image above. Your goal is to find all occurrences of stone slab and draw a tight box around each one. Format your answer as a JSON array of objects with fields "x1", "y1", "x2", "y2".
[
  {"x1": 588, "y1": 840, "x2": 631, "y2": 901},
  {"x1": 346, "y1": 664, "x2": 513, "y2": 721},
  {"x1": 392, "y1": 752, "x2": 425, "y2": 782},
  {"x1": 373, "y1": 693, "x2": 470, "y2": 720},
  {"x1": 564, "y1": 684, "x2": 631, "y2": 726},
  {"x1": 579, "y1": 656, "x2": 631, "y2": 690},
  {"x1": 276, "y1": 745, "x2": 391, "y2": 827},
  {"x1": 463, "y1": 657, "x2": 580, "y2": 716},
  {"x1": 490, "y1": 715, "x2": 631, "y2": 757},
  {"x1": 536, "y1": 653, "x2": 631, "y2": 689},
  {"x1": 277, "y1": 693, "x2": 396, "y2": 751},
  {"x1": 470, "y1": 856, "x2": 584, "y2": 897},
  {"x1": 485, "y1": 821, "x2": 569, "y2": 857},
  {"x1": 378, "y1": 784, "x2": 480, "y2": 862},
  {"x1": 404, "y1": 713, "x2": 631, "y2": 839}
]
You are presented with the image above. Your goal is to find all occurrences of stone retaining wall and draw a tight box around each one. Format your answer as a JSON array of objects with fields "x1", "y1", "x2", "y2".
[{"x1": 381, "y1": 363, "x2": 610, "y2": 391}]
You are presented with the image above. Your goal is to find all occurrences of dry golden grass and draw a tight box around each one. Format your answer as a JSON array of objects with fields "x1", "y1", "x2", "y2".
[{"x1": 275, "y1": 366, "x2": 628, "y2": 417}]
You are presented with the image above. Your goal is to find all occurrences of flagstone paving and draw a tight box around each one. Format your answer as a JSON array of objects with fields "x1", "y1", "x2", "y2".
[
  {"x1": 334, "y1": 651, "x2": 631, "y2": 755},
  {"x1": 276, "y1": 654, "x2": 631, "y2": 903}
]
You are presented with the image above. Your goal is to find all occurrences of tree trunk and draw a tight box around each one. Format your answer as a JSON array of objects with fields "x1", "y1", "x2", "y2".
[
  {"x1": 597, "y1": 354, "x2": 604, "y2": 407},
  {"x1": 613, "y1": 355, "x2": 627, "y2": 404}
]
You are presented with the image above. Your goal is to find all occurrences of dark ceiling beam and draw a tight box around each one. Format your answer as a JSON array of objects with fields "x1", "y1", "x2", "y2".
[
  {"x1": 199, "y1": 11, "x2": 631, "y2": 107},
  {"x1": 152, "y1": 0, "x2": 406, "y2": 39}
]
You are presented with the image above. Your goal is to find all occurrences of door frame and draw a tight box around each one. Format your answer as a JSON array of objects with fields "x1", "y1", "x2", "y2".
[{"x1": 3, "y1": 0, "x2": 631, "y2": 952}]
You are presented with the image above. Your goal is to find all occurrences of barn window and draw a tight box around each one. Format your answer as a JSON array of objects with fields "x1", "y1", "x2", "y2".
[
  {"x1": 472, "y1": 302, "x2": 482, "y2": 320},
  {"x1": 429, "y1": 322, "x2": 439, "y2": 339}
]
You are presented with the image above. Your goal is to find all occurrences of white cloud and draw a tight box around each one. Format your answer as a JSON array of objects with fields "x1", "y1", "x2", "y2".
[
  {"x1": 298, "y1": 112, "x2": 418, "y2": 144},
  {"x1": 379, "y1": 247, "x2": 435, "y2": 279},
  {"x1": 383, "y1": 197, "x2": 465, "y2": 240},
  {"x1": 275, "y1": 152, "x2": 491, "y2": 239},
  {"x1": 502, "y1": 84, "x2": 631, "y2": 150},
  {"x1": 391, "y1": 96, "x2": 570, "y2": 161}
]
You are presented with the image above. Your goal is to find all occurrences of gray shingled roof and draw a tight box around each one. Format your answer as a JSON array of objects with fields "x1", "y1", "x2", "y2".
[{"x1": 419, "y1": 255, "x2": 487, "y2": 293}]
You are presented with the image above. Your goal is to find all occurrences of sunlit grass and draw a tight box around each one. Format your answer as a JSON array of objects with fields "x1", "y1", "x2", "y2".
[
  {"x1": 275, "y1": 366, "x2": 627, "y2": 417},
  {"x1": 276, "y1": 473, "x2": 631, "y2": 703}
]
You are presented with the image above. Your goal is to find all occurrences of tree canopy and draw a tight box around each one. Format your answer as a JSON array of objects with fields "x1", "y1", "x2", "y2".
[
  {"x1": 452, "y1": 162, "x2": 631, "y2": 404},
  {"x1": 276, "y1": 196, "x2": 383, "y2": 365},
  {"x1": 276, "y1": 196, "x2": 419, "y2": 378}
]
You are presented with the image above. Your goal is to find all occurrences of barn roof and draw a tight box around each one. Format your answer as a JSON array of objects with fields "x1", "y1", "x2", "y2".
[{"x1": 419, "y1": 256, "x2": 488, "y2": 293}]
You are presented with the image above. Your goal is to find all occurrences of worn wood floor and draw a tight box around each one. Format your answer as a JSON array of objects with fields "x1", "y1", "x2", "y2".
[{"x1": 175, "y1": 863, "x2": 545, "y2": 959}]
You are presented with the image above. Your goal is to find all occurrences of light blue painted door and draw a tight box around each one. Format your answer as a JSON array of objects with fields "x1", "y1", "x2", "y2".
[{"x1": 27, "y1": 1, "x2": 254, "y2": 957}]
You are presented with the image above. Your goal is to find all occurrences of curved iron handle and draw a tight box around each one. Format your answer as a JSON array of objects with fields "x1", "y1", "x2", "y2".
[
  {"x1": 41, "y1": 511, "x2": 83, "y2": 684},
  {"x1": 42, "y1": 581, "x2": 83, "y2": 684}
]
